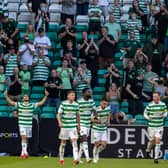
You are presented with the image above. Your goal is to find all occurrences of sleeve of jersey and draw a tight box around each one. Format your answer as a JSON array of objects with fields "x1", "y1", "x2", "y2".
[
  {"x1": 163, "y1": 104, "x2": 168, "y2": 117},
  {"x1": 144, "y1": 105, "x2": 150, "y2": 120},
  {"x1": 58, "y1": 104, "x2": 63, "y2": 114}
]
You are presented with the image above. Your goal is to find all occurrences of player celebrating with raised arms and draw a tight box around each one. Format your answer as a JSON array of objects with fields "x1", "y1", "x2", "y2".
[
  {"x1": 144, "y1": 92, "x2": 167, "y2": 164},
  {"x1": 78, "y1": 88, "x2": 96, "y2": 163},
  {"x1": 57, "y1": 90, "x2": 80, "y2": 165},
  {"x1": 4, "y1": 89, "x2": 49, "y2": 159},
  {"x1": 92, "y1": 97, "x2": 111, "y2": 163}
]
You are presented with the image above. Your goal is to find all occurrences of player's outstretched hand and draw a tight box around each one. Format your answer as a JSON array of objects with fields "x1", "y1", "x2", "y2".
[{"x1": 45, "y1": 89, "x2": 49, "y2": 97}]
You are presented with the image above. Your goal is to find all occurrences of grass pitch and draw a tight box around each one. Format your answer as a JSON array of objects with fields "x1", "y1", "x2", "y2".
[{"x1": 0, "y1": 157, "x2": 167, "y2": 168}]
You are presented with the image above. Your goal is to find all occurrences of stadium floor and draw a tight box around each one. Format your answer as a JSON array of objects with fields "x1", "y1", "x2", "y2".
[{"x1": 0, "y1": 157, "x2": 167, "y2": 168}]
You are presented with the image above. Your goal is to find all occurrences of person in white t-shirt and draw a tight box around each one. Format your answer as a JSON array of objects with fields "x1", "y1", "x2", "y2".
[
  {"x1": 18, "y1": 35, "x2": 35, "y2": 68},
  {"x1": 33, "y1": 27, "x2": 51, "y2": 56}
]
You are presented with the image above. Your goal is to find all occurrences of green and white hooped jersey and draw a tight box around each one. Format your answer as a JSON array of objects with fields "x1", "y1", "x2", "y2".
[
  {"x1": 92, "y1": 106, "x2": 110, "y2": 131},
  {"x1": 145, "y1": 101, "x2": 167, "y2": 128},
  {"x1": 58, "y1": 100, "x2": 79, "y2": 128},
  {"x1": 16, "y1": 102, "x2": 37, "y2": 128},
  {"x1": 78, "y1": 98, "x2": 96, "y2": 128}
]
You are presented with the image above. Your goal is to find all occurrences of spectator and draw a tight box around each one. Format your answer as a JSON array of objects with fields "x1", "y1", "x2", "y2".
[
  {"x1": 79, "y1": 60, "x2": 92, "y2": 79},
  {"x1": 45, "y1": 69, "x2": 62, "y2": 109},
  {"x1": 134, "y1": 48, "x2": 148, "y2": 75},
  {"x1": 142, "y1": 64, "x2": 159, "y2": 101},
  {"x1": 25, "y1": 23, "x2": 35, "y2": 43},
  {"x1": 104, "y1": 63, "x2": 120, "y2": 91},
  {"x1": 56, "y1": 59, "x2": 73, "y2": 100},
  {"x1": 77, "y1": 0, "x2": 89, "y2": 15},
  {"x1": 164, "y1": 53, "x2": 168, "y2": 73},
  {"x1": 32, "y1": 48, "x2": 51, "y2": 86},
  {"x1": 154, "y1": 77, "x2": 168, "y2": 102},
  {"x1": 108, "y1": 0, "x2": 121, "y2": 23},
  {"x1": 60, "y1": 0, "x2": 76, "y2": 24},
  {"x1": 63, "y1": 40, "x2": 77, "y2": 58},
  {"x1": 143, "y1": 35, "x2": 164, "y2": 76},
  {"x1": 155, "y1": 5, "x2": 168, "y2": 44},
  {"x1": 59, "y1": 18, "x2": 77, "y2": 50},
  {"x1": 0, "y1": 29, "x2": 14, "y2": 54},
  {"x1": 26, "y1": 0, "x2": 47, "y2": 25},
  {"x1": 129, "y1": 0, "x2": 145, "y2": 20},
  {"x1": 33, "y1": 27, "x2": 51, "y2": 57},
  {"x1": 0, "y1": 32, "x2": 3, "y2": 65},
  {"x1": 18, "y1": 34, "x2": 35, "y2": 68},
  {"x1": 88, "y1": 0, "x2": 102, "y2": 34},
  {"x1": 121, "y1": 60, "x2": 137, "y2": 99},
  {"x1": 35, "y1": 2, "x2": 50, "y2": 32},
  {"x1": 78, "y1": 31, "x2": 89, "y2": 61},
  {"x1": 164, "y1": 25, "x2": 168, "y2": 53},
  {"x1": 126, "y1": 73, "x2": 146, "y2": 117},
  {"x1": 127, "y1": 12, "x2": 142, "y2": 42},
  {"x1": 122, "y1": 31, "x2": 141, "y2": 68},
  {"x1": 106, "y1": 83, "x2": 121, "y2": 123},
  {"x1": 138, "y1": 0, "x2": 150, "y2": 26},
  {"x1": 104, "y1": 14, "x2": 122, "y2": 44},
  {"x1": 62, "y1": 51, "x2": 77, "y2": 71},
  {"x1": 19, "y1": 65, "x2": 31, "y2": 95},
  {"x1": 0, "y1": 66, "x2": 6, "y2": 92},
  {"x1": 8, "y1": 67, "x2": 22, "y2": 101},
  {"x1": 98, "y1": 26, "x2": 116, "y2": 69},
  {"x1": 0, "y1": 15, "x2": 19, "y2": 50},
  {"x1": 98, "y1": 0, "x2": 109, "y2": 21},
  {"x1": 85, "y1": 38, "x2": 99, "y2": 89},
  {"x1": 73, "y1": 67, "x2": 91, "y2": 99},
  {"x1": 0, "y1": 0, "x2": 8, "y2": 17},
  {"x1": 4, "y1": 45, "x2": 18, "y2": 77}
]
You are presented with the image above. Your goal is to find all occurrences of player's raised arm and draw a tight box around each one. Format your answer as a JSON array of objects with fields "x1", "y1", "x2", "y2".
[
  {"x1": 37, "y1": 90, "x2": 49, "y2": 107},
  {"x1": 4, "y1": 90, "x2": 16, "y2": 106}
]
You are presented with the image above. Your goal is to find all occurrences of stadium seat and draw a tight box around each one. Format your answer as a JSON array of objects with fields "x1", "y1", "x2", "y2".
[
  {"x1": 98, "y1": 78, "x2": 106, "y2": 87},
  {"x1": 0, "y1": 100, "x2": 8, "y2": 106},
  {"x1": 49, "y1": 4, "x2": 61, "y2": 13},
  {"x1": 93, "y1": 87, "x2": 105, "y2": 95},
  {"x1": 135, "y1": 114, "x2": 148, "y2": 125},
  {"x1": 42, "y1": 106, "x2": 56, "y2": 114},
  {"x1": 0, "y1": 112, "x2": 8, "y2": 117},
  {"x1": 31, "y1": 86, "x2": 45, "y2": 94},
  {"x1": 30, "y1": 94, "x2": 44, "y2": 102},
  {"x1": 120, "y1": 101, "x2": 128, "y2": 113},
  {"x1": 126, "y1": 114, "x2": 133, "y2": 120},
  {"x1": 50, "y1": 13, "x2": 61, "y2": 25},
  {"x1": 52, "y1": 60, "x2": 62, "y2": 69},
  {"x1": 40, "y1": 113, "x2": 56, "y2": 118}
]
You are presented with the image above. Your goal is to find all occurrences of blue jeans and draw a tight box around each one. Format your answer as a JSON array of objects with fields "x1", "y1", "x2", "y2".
[{"x1": 46, "y1": 97, "x2": 61, "y2": 111}]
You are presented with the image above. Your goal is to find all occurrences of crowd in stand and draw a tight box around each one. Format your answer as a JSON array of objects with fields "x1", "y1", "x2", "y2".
[{"x1": 0, "y1": 0, "x2": 168, "y2": 123}]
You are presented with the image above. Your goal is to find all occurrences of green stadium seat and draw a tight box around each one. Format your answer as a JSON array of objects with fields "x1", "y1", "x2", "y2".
[
  {"x1": 135, "y1": 114, "x2": 148, "y2": 125},
  {"x1": 120, "y1": 101, "x2": 128, "y2": 113},
  {"x1": 52, "y1": 60, "x2": 62, "y2": 69},
  {"x1": 40, "y1": 113, "x2": 56, "y2": 118},
  {"x1": 42, "y1": 106, "x2": 56, "y2": 114},
  {"x1": 0, "y1": 99, "x2": 8, "y2": 106},
  {"x1": 48, "y1": 24, "x2": 58, "y2": 32},
  {"x1": 75, "y1": 24, "x2": 88, "y2": 32},
  {"x1": 30, "y1": 94, "x2": 44, "y2": 101},
  {"x1": 0, "y1": 112, "x2": 8, "y2": 117},
  {"x1": 0, "y1": 106, "x2": 9, "y2": 112},
  {"x1": 93, "y1": 94, "x2": 103, "y2": 101},
  {"x1": 31, "y1": 86, "x2": 45, "y2": 94},
  {"x1": 33, "y1": 107, "x2": 41, "y2": 115},
  {"x1": 115, "y1": 61, "x2": 123, "y2": 69},
  {"x1": 114, "y1": 52, "x2": 122, "y2": 61},
  {"x1": 98, "y1": 78, "x2": 106, "y2": 87},
  {"x1": 18, "y1": 24, "x2": 27, "y2": 32},
  {"x1": 126, "y1": 114, "x2": 133, "y2": 120}
]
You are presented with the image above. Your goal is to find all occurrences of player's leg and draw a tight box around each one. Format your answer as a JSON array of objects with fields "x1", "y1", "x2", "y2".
[
  {"x1": 146, "y1": 128, "x2": 155, "y2": 158},
  {"x1": 59, "y1": 128, "x2": 68, "y2": 165},
  {"x1": 70, "y1": 128, "x2": 79, "y2": 164},
  {"x1": 79, "y1": 127, "x2": 91, "y2": 163},
  {"x1": 59, "y1": 139, "x2": 66, "y2": 164},
  {"x1": 98, "y1": 141, "x2": 107, "y2": 154},
  {"x1": 154, "y1": 137, "x2": 161, "y2": 164},
  {"x1": 154, "y1": 128, "x2": 163, "y2": 164},
  {"x1": 93, "y1": 141, "x2": 100, "y2": 163},
  {"x1": 19, "y1": 127, "x2": 30, "y2": 159}
]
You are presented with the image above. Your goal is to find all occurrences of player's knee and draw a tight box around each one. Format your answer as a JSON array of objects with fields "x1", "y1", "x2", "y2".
[
  {"x1": 72, "y1": 141, "x2": 77, "y2": 148},
  {"x1": 101, "y1": 142, "x2": 107, "y2": 149},
  {"x1": 61, "y1": 140, "x2": 66, "y2": 145},
  {"x1": 95, "y1": 142, "x2": 100, "y2": 148}
]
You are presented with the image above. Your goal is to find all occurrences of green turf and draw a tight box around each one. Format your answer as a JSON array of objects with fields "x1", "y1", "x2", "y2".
[{"x1": 0, "y1": 157, "x2": 167, "y2": 168}]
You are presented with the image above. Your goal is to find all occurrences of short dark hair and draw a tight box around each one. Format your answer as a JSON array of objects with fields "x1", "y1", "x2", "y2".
[
  {"x1": 100, "y1": 97, "x2": 109, "y2": 102},
  {"x1": 38, "y1": 27, "x2": 44, "y2": 33},
  {"x1": 153, "y1": 92, "x2": 160, "y2": 96},
  {"x1": 82, "y1": 88, "x2": 90, "y2": 94},
  {"x1": 67, "y1": 90, "x2": 75, "y2": 95}
]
